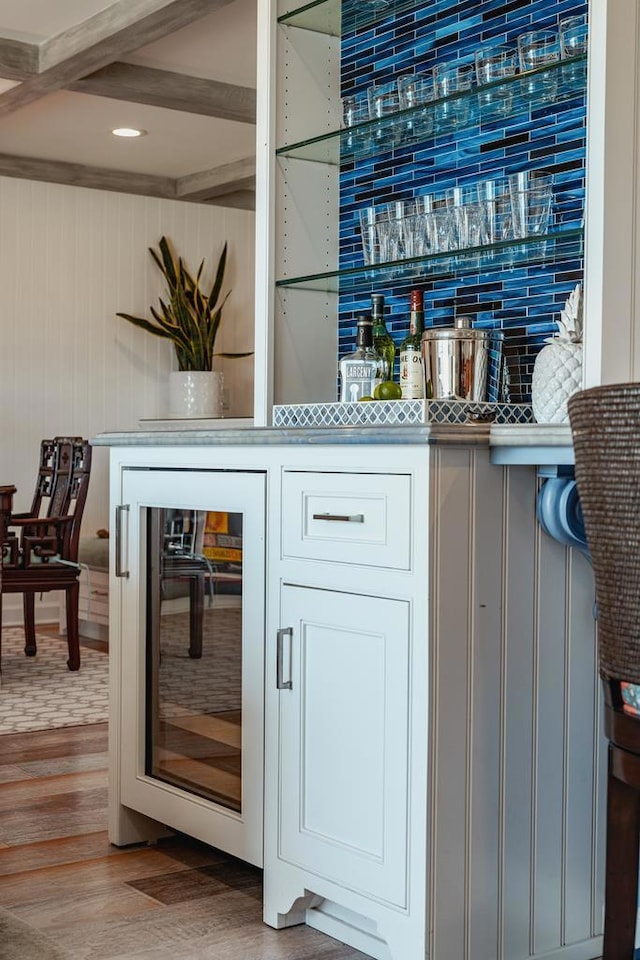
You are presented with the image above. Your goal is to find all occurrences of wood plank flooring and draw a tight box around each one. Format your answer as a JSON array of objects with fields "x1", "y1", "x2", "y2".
[{"x1": 0, "y1": 640, "x2": 368, "y2": 960}]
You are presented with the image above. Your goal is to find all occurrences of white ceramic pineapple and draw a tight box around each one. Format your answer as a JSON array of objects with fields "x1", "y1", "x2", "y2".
[{"x1": 531, "y1": 283, "x2": 583, "y2": 424}]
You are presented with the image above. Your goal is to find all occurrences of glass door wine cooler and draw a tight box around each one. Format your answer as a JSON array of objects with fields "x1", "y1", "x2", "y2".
[{"x1": 117, "y1": 468, "x2": 265, "y2": 866}]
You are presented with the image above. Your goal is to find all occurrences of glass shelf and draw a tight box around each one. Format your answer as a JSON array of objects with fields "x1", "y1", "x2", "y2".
[
  {"x1": 275, "y1": 228, "x2": 584, "y2": 295},
  {"x1": 276, "y1": 55, "x2": 587, "y2": 165},
  {"x1": 278, "y1": 0, "x2": 420, "y2": 37}
]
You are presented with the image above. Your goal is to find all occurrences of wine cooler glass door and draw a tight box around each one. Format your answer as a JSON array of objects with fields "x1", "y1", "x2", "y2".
[{"x1": 119, "y1": 468, "x2": 265, "y2": 867}]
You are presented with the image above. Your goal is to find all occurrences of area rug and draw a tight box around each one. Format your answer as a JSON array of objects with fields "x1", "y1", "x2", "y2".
[
  {"x1": 0, "y1": 629, "x2": 108, "y2": 734},
  {"x1": 0, "y1": 906, "x2": 70, "y2": 960}
]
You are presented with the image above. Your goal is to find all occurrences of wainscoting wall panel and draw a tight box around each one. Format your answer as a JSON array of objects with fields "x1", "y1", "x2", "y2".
[
  {"x1": 429, "y1": 446, "x2": 603, "y2": 960},
  {"x1": 0, "y1": 176, "x2": 255, "y2": 624}
]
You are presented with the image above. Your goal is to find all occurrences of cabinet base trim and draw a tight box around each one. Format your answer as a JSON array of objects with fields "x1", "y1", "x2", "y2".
[{"x1": 305, "y1": 900, "x2": 391, "y2": 960}]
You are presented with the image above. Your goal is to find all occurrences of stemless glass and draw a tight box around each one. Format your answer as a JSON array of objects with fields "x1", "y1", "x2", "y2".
[
  {"x1": 397, "y1": 72, "x2": 435, "y2": 139},
  {"x1": 359, "y1": 206, "x2": 379, "y2": 265},
  {"x1": 508, "y1": 170, "x2": 554, "y2": 238},
  {"x1": 433, "y1": 60, "x2": 475, "y2": 131},
  {"x1": 559, "y1": 15, "x2": 588, "y2": 59},
  {"x1": 474, "y1": 44, "x2": 518, "y2": 118},
  {"x1": 517, "y1": 29, "x2": 560, "y2": 102},
  {"x1": 559, "y1": 15, "x2": 588, "y2": 86}
]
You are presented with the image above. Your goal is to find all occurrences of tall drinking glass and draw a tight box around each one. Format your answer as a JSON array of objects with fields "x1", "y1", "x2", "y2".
[
  {"x1": 508, "y1": 170, "x2": 553, "y2": 238},
  {"x1": 433, "y1": 61, "x2": 475, "y2": 132}
]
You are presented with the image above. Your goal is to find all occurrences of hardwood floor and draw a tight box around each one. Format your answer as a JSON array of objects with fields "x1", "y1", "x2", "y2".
[{"x1": 0, "y1": 642, "x2": 368, "y2": 959}]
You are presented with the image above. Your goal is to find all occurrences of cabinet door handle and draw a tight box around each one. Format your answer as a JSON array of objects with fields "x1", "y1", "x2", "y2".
[
  {"x1": 115, "y1": 504, "x2": 130, "y2": 579},
  {"x1": 312, "y1": 512, "x2": 364, "y2": 523},
  {"x1": 276, "y1": 627, "x2": 293, "y2": 690}
]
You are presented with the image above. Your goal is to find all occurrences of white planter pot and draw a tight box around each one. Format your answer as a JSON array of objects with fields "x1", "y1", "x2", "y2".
[{"x1": 169, "y1": 371, "x2": 224, "y2": 418}]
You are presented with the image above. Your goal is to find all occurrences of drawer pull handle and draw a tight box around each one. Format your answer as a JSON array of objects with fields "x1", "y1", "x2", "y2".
[
  {"x1": 312, "y1": 512, "x2": 365, "y2": 523},
  {"x1": 277, "y1": 627, "x2": 293, "y2": 690}
]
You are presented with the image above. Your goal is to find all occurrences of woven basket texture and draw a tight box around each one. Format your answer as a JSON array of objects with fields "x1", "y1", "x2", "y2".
[{"x1": 568, "y1": 383, "x2": 640, "y2": 683}]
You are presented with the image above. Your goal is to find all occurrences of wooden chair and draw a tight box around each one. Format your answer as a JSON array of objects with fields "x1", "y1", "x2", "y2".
[
  {"x1": 568, "y1": 384, "x2": 640, "y2": 960},
  {"x1": 0, "y1": 438, "x2": 92, "y2": 672}
]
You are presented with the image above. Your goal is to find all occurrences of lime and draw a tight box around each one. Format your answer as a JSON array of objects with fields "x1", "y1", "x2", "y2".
[
  {"x1": 374, "y1": 380, "x2": 402, "y2": 400},
  {"x1": 359, "y1": 395, "x2": 374, "y2": 401}
]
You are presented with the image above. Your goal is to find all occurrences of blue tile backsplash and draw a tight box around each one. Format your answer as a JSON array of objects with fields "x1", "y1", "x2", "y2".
[{"x1": 338, "y1": 0, "x2": 588, "y2": 402}]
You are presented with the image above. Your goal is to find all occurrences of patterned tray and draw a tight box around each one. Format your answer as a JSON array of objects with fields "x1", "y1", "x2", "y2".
[{"x1": 273, "y1": 399, "x2": 534, "y2": 428}]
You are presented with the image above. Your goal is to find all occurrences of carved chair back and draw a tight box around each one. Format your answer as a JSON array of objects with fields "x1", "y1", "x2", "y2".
[{"x1": 6, "y1": 437, "x2": 92, "y2": 567}]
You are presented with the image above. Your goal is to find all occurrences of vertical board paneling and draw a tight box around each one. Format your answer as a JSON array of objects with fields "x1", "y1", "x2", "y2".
[
  {"x1": 532, "y1": 515, "x2": 567, "y2": 953},
  {"x1": 468, "y1": 450, "x2": 505, "y2": 960},
  {"x1": 502, "y1": 464, "x2": 537, "y2": 960},
  {"x1": 429, "y1": 445, "x2": 473, "y2": 960},
  {"x1": 564, "y1": 552, "x2": 604, "y2": 943},
  {"x1": 430, "y1": 452, "x2": 602, "y2": 960},
  {"x1": 0, "y1": 177, "x2": 255, "y2": 545}
]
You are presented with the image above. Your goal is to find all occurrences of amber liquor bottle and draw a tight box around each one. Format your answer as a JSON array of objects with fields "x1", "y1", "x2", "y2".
[
  {"x1": 371, "y1": 293, "x2": 396, "y2": 382},
  {"x1": 399, "y1": 289, "x2": 425, "y2": 399}
]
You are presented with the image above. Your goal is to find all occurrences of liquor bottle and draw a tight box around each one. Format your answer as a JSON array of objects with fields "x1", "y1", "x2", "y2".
[
  {"x1": 338, "y1": 315, "x2": 385, "y2": 402},
  {"x1": 371, "y1": 293, "x2": 396, "y2": 382},
  {"x1": 400, "y1": 289, "x2": 425, "y2": 399}
]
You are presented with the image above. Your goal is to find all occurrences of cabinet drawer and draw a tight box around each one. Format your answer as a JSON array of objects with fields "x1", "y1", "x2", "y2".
[{"x1": 281, "y1": 471, "x2": 411, "y2": 570}]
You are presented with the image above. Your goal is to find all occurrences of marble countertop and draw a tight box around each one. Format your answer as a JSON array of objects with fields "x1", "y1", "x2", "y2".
[
  {"x1": 92, "y1": 420, "x2": 575, "y2": 466},
  {"x1": 92, "y1": 422, "x2": 491, "y2": 447}
]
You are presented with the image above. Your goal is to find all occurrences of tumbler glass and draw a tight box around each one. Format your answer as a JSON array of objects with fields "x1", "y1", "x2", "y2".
[
  {"x1": 474, "y1": 44, "x2": 518, "y2": 118},
  {"x1": 517, "y1": 29, "x2": 560, "y2": 102},
  {"x1": 397, "y1": 72, "x2": 435, "y2": 139},
  {"x1": 559, "y1": 15, "x2": 588, "y2": 87},
  {"x1": 341, "y1": 94, "x2": 371, "y2": 153},
  {"x1": 433, "y1": 60, "x2": 475, "y2": 131},
  {"x1": 559, "y1": 15, "x2": 588, "y2": 59}
]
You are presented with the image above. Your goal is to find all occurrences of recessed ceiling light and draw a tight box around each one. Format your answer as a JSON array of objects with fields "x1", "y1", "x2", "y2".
[{"x1": 111, "y1": 127, "x2": 147, "y2": 138}]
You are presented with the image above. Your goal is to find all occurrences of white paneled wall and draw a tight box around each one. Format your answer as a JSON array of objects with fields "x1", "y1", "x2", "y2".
[
  {"x1": 429, "y1": 448, "x2": 604, "y2": 960},
  {"x1": 0, "y1": 177, "x2": 255, "y2": 623}
]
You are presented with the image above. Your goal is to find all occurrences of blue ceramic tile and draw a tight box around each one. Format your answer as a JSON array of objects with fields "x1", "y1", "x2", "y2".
[{"x1": 337, "y1": 0, "x2": 587, "y2": 403}]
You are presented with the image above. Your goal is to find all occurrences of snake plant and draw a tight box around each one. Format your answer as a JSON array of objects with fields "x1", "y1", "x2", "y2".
[{"x1": 116, "y1": 236, "x2": 252, "y2": 371}]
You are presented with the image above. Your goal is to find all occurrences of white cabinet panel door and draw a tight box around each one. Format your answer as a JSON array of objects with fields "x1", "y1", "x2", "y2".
[{"x1": 278, "y1": 583, "x2": 410, "y2": 907}]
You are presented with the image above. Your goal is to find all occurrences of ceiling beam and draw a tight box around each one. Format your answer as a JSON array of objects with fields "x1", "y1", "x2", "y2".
[
  {"x1": 0, "y1": 153, "x2": 255, "y2": 210},
  {"x1": 0, "y1": 153, "x2": 176, "y2": 199},
  {"x1": 0, "y1": 0, "x2": 234, "y2": 117},
  {"x1": 176, "y1": 157, "x2": 256, "y2": 201},
  {"x1": 70, "y1": 63, "x2": 256, "y2": 123},
  {"x1": 0, "y1": 37, "x2": 38, "y2": 80}
]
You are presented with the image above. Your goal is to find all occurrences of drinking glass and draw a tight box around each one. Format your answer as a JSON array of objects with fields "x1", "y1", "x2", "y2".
[
  {"x1": 433, "y1": 61, "x2": 475, "y2": 131},
  {"x1": 341, "y1": 94, "x2": 371, "y2": 153},
  {"x1": 445, "y1": 185, "x2": 476, "y2": 249},
  {"x1": 474, "y1": 44, "x2": 517, "y2": 118},
  {"x1": 559, "y1": 15, "x2": 588, "y2": 87},
  {"x1": 476, "y1": 178, "x2": 511, "y2": 244},
  {"x1": 341, "y1": 94, "x2": 369, "y2": 128},
  {"x1": 377, "y1": 202, "x2": 404, "y2": 262},
  {"x1": 517, "y1": 29, "x2": 560, "y2": 102},
  {"x1": 359, "y1": 206, "x2": 379, "y2": 265},
  {"x1": 508, "y1": 170, "x2": 553, "y2": 238},
  {"x1": 559, "y1": 15, "x2": 588, "y2": 59},
  {"x1": 397, "y1": 73, "x2": 435, "y2": 139},
  {"x1": 367, "y1": 80, "x2": 400, "y2": 119}
]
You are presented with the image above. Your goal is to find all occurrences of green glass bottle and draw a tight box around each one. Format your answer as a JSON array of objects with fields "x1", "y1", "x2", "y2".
[{"x1": 371, "y1": 293, "x2": 396, "y2": 383}]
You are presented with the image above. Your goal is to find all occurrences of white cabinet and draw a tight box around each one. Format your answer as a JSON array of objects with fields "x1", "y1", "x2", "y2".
[
  {"x1": 277, "y1": 583, "x2": 410, "y2": 907},
  {"x1": 263, "y1": 442, "x2": 603, "y2": 960},
  {"x1": 101, "y1": 438, "x2": 603, "y2": 960}
]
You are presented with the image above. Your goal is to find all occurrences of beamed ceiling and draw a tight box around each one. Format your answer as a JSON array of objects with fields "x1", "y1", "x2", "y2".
[{"x1": 0, "y1": 0, "x2": 257, "y2": 209}]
